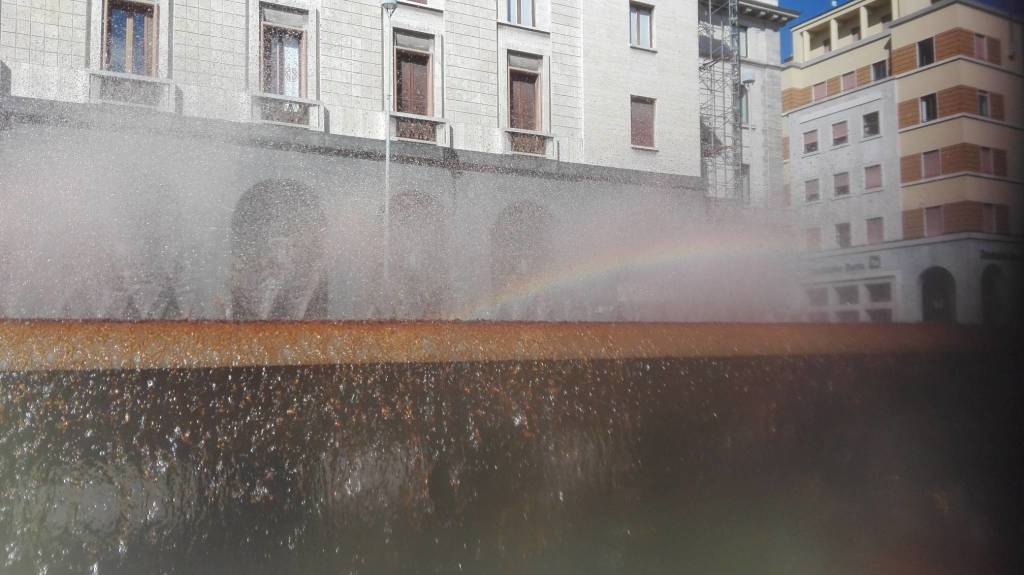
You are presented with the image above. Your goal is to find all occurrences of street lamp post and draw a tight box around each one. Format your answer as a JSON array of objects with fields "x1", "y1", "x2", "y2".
[{"x1": 381, "y1": 1, "x2": 397, "y2": 318}]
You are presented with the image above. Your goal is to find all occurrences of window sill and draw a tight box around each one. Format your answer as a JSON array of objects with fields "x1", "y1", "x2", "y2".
[
  {"x1": 391, "y1": 111, "x2": 446, "y2": 125},
  {"x1": 832, "y1": 193, "x2": 852, "y2": 201},
  {"x1": 631, "y1": 144, "x2": 658, "y2": 152},
  {"x1": 254, "y1": 92, "x2": 319, "y2": 106},
  {"x1": 863, "y1": 187, "x2": 884, "y2": 194},
  {"x1": 802, "y1": 150, "x2": 820, "y2": 157},
  {"x1": 90, "y1": 69, "x2": 172, "y2": 85},
  {"x1": 832, "y1": 142, "x2": 849, "y2": 149},
  {"x1": 804, "y1": 199, "x2": 822, "y2": 205},
  {"x1": 88, "y1": 70, "x2": 175, "y2": 111},
  {"x1": 497, "y1": 20, "x2": 549, "y2": 35},
  {"x1": 861, "y1": 134, "x2": 882, "y2": 142},
  {"x1": 505, "y1": 127, "x2": 554, "y2": 139},
  {"x1": 398, "y1": 0, "x2": 443, "y2": 13},
  {"x1": 630, "y1": 45, "x2": 657, "y2": 53}
]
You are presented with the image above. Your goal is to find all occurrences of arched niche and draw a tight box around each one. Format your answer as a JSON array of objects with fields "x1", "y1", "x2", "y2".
[
  {"x1": 389, "y1": 192, "x2": 449, "y2": 318},
  {"x1": 231, "y1": 179, "x2": 328, "y2": 320},
  {"x1": 981, "y1": 264, "x2": 1006, "y2": 326},
  {"x1": 490, "y1": 201, "x2": 553, "y2": 317},
  {"x1": 920, "y1": 266, "x2": 956, "y2": 324}
]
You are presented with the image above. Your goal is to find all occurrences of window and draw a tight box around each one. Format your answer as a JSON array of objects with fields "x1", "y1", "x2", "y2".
[
  {"x1": 835, "y1": 284, "x2": 859, "y2": 304},
  {"x1": 866, "y1": 309, "x2": 893, "y2": 323},
  {"x1": 979, "y1": 147, "x2": 993, "y2": 174},
  {"x1": 739, "y1": 87, "x2": 749, "y2": 124},
  {"x1": 508, "y1": 52, "x2": 544, "y2": 153},
  {"x1": 262, "y1": 6, "x2": 307, "y2": 98},
  {"x1": 922, "y1": 150, "x2": 941, "y2": 178},
  {"x1": 919, "y1": 93, "x2": 937, "y2": 122},
  {"x1": 509, "y1": 52, "x2": 541, "y2": 130},
  {"x1": 813, "y1": 82, "x2": 826, "y2": 101},
  {"x1": 834, "y1": 172, "x2": 850, "y2": 196},
  {"x1": 978, "y1": 90, "x2": 990, "y2": 117},
  {"x1": 974, "y1": 33, "x2": 987, "y2": 59},
  {"x1": 835, "y1": 223, "x2": 852, "y2": 248},
  {"x1": 804, "y1": 178, "x2": 820, "y2": 202},
  {"x1": 841, "y1": 71, "x2": 856, "y2": 91},
  {"x1": 983, "y1": 203, "x2": 996, "y2": 232},
  {"x1": 807, "y1": 287, "x2": 828, "y2": 307},
  {"x1": 105, "y1": 1, "x2": 156, "y2": 76},
  {"x1": 631, "y1": 97, "x2": 655, "y2": 147},
  {"x1": 851, "y1": 26, "x2": 861, "y2": 41},
  {"x1": 866, "y1": 217, "x2": 884, "y2": 244},
  {"x1": 862, "y1": 111, "x2": 880, "y2": 137},
  {"x1": 823, "y1": 39, "x2": 831, "y2": 53},
  {"x1": 832, "y1": 121, "x2": 848, "y2": 146},
  {"x1": 504, "y1": 0, "x2": 534, "y2": 27},
  {"x1": 925, "y1": 205, "x2": 943, "y2": 237},
  {"x1": 871, "y1": 60, "x2": 888, "y2": 80},
  {"x1": 918, "y1": 38, "x2": 935, "y2": 66},
  {"x1": 738, "y1": 26, "x2": 748, "y2": 57},
  {"x1": 866, "y1": 282, "x2": 892, "y2": 303},
  {"x1": 394, "y1": 31, "x2": 433, "y2": 117},
  {"x1": 630, "y1": 3, "x2": 653, "y2": 49},
  {"x1": 806, "y1": 227, "x2": 822, "y2": 250},
  {"x1": 864, "y1": 164, "x2": 882, "y2": 189},
  {"x1": 803, "y1": 130, "x2": 818, "y2": 154},
  {"x1": 740, "y1": 164, "x2": 750, "y2": 198},
  {"x1": 835, "y1": 310, "x2": 860, "y2": 323}
]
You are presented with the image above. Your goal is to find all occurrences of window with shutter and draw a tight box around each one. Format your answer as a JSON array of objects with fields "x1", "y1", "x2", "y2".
[
  {"x1": 864, "y1": 164, "x2": 882, "y2": 189},
  {"x1": 866, "y1": 217, "x2": 883, "y2": 244},
  {"x1": 922, "y1": 150, "x2": 941, "y2": 178},
  {"x1": 813, "y1": 82, "x2": 826, "y2": 101},
  {"x1": 925, "y1": 206, "x2": 943, "y2": 237},
  {"x1": 395, "y1": 31, "x2": 433, "y2": 116},
  {"x1": 834, "y1": 172, "x2": 850, "y2": 196},
  {"x1": 509, "y1": 53, "x2": 541, "y2": 131},
  {"x1": 803, "y1": 130, "x2": 818, "y2": 153},
  {"x1": 832, "y1": 121, "x2": 848, "y2": 146},
  {"x1": 979, "y1": 147, "x2": 993, "y2": 174},
  {"x1": 841, "y1": 72, "x2": 856, "y2": 91},
  {"x1": 973, "y1": 34, "x2": 987, "y2": 59},
  {"x1": 805, "y1": 179, "x2": 820, "y2": 202},
  {"x1": 631, "y1": 97, "x2": 655, "y2": 147}
]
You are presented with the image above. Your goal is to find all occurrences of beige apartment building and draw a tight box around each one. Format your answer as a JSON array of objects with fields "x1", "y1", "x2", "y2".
[{"x1": 783, "y1": 0, "x2": 1023, "y2": 324}]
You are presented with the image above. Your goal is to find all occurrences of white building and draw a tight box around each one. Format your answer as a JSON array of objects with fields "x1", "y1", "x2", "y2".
[{"x1": 0, "y1": 1, "x2": 797, "y2": 322}]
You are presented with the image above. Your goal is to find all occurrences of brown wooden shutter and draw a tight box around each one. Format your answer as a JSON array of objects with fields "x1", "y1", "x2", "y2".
[
  {"x1": 510, "y1": 71, "x2": 537, "y2": 130},
  {"x1": 993, "y1": 149, "x2": 1008, "y2": 177},
  {"x1": 397, "y1": 52, "x2": 430, "y2": 115},
  {"x1": 987, "y1": 37, "x2": 1001, "y2": 64},
  {"x1": 990, "y1": 92, "x2": 1005, "y2": 120},
  {"x1": 631, "y1": 98, "x2": 654, "y2": 147}
]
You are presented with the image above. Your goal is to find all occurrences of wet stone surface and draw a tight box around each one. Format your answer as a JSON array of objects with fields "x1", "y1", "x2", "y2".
[{"x1": 1, "y1": 354, "x2": 1021, "y2": 574}]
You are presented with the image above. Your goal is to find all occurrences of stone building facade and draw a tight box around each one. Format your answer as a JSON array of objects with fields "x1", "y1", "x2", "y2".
[{"x1": 1, "y1": 1, "x2": 797, "y2": 322}]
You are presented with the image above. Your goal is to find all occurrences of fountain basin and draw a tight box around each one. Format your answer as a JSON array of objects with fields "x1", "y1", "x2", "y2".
[{"x1": 1, "y1": 322, "x2": 1020, "y2": 574}]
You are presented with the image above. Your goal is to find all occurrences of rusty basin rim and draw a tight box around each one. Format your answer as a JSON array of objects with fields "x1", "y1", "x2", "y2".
[{"x1": 0, "y1": 320, "x2": 1005, "y2": 372}]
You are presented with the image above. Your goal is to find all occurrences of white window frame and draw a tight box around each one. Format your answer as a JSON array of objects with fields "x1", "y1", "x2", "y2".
[
  {"x1": 503, "y1": 0, "x2": 535, "y2": 28},
  {"x1": 629, "y1": 2, "x2": 654, "y2": 49}
]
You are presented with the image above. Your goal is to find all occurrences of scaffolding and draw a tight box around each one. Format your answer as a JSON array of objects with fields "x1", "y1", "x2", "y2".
[{"x1": 699, "y1": 0, "x2": 745, "y2": 203}]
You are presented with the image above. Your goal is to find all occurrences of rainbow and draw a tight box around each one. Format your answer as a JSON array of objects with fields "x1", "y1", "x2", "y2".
[{"x1": 460, "y1": 233, "x2": 793, "y2": 317}]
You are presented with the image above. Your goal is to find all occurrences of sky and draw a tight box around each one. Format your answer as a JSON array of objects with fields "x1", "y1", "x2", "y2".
[{"x1": 778, "y1": 0, "x2": 1020, "y2": 60}]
